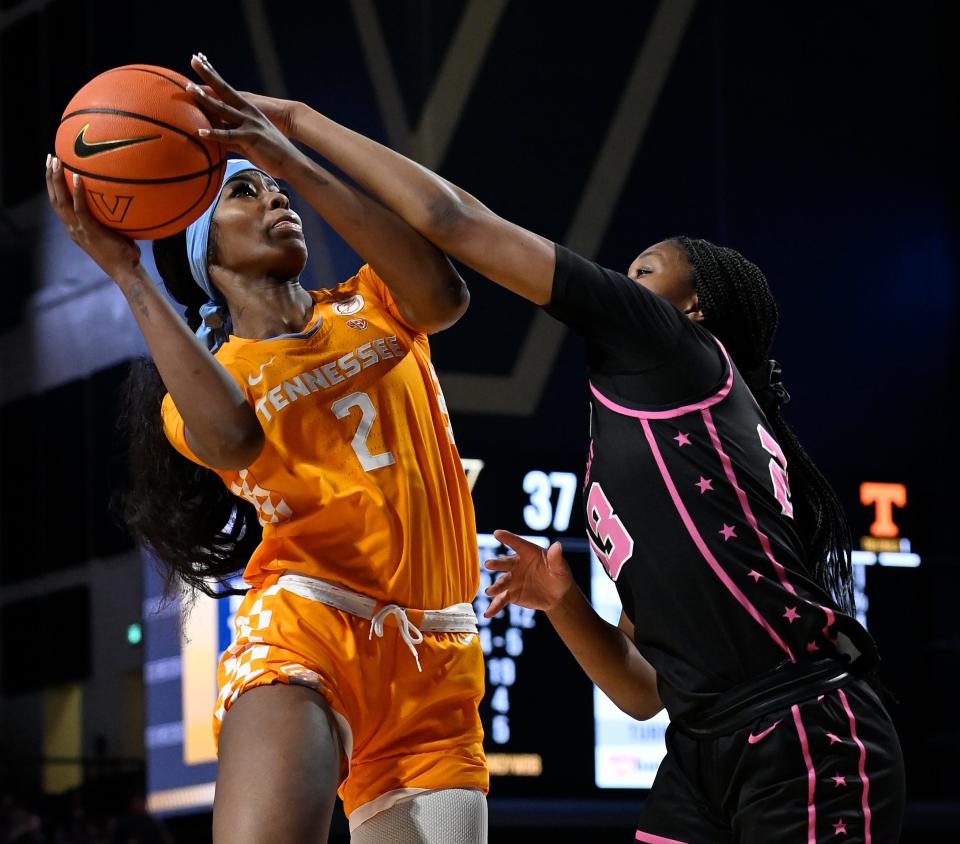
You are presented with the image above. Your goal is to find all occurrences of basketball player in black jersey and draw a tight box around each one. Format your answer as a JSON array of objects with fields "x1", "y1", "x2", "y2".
[{"x1": 189, "y1": 55, "x2": 905, "y2": 843}]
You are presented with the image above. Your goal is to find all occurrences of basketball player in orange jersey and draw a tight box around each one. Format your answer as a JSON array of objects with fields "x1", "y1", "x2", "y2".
[{"x1": 44, "y1": 62, "x2": 488, "y2": 844}]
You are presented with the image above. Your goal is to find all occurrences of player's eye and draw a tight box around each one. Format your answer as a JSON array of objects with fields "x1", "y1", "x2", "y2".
[
  {"x1": 230, "y1": 181, "x2": 256, "y2": 197},
  {"x1": 634, "y1": 267, "x2": 653, "y2": 278}
]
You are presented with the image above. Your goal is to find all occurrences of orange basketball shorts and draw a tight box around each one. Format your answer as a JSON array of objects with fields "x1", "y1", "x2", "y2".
[{"x1": 213, "y1": 574, "x2": 489, "y2": 822}]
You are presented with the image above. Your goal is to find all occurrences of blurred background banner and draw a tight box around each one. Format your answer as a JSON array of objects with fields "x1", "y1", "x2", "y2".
[{"x1": 0, "y1": 1, "x2": 956, "y2": 841}]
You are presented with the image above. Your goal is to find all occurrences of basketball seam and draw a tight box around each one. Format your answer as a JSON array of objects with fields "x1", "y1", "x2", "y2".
[
  {"x1": 105, "y1": 196, "x2": 214, "y2": 234},
  {"x1": 60, "y1": 107, "x2": 215, "y2": 171},
  {"x1": 61, "y1": 159, "x2": 225, "y2": 186},
  {"x1": 100, "y1": 65, "x2": 189, "y2": 91}
]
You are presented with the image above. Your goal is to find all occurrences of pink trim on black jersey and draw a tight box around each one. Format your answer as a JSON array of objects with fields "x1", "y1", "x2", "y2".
[
  {"x1": 702, "y1": 406, "x2": 837, "y2": 640},
  {"x1": 635, "y1": 831, "x2": 690, "y2": 844},
  {"x1": 589, "y1": 340, "x2": 734, "y2": 420},
  {"x1": 838, "y1": 688, "x2": 873, "y2": 844},
  {"x1": 641, "y1": 419, "x2": 796, "y2": 662},
  {"x1": 820, "y1": 605, "x2": 837, "y2": 643},
  {"x1": 702, "y1": 407, "x2": 798, "y2": 594},
  {"x1": 791, "y1": 704, "x2": 818, "y2": 844}
]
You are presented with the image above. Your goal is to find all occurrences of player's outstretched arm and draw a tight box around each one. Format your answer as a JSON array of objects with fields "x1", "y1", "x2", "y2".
[
  {"x1": 45, "y1": 156, "x2": 263, "y2": 470},
  {"x1": 226, "y1": 83, "x2": 557, "y2": 307},
  {"x1": 485, "y1": 530, "x2": 663, "y2": 721},
  {"x1": 188, "y1": 54, "x2": 468, "y2": 335}
]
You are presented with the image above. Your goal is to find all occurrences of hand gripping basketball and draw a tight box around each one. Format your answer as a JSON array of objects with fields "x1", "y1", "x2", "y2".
[
  {"x1": 45, "y1": 154, "x2": 141, "y2": 280},
  {"x1": 187, "y1": 53, "x2": 301, "y2": 179}
]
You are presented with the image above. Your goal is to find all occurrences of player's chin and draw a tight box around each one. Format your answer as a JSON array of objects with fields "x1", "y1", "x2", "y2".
[
  {"x1": 273, "y1": 237, "x2": 308, "y2": 265},
  {"x1": 265, "y1": 243, "x2": 308, "y2": 281}
]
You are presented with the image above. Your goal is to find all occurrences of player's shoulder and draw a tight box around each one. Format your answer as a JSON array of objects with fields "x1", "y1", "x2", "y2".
[
  {"x1": 555, "y1": 243, "x2": 620, "y2": 283},
  {"x1": 315, "y1": 273, "x2": 360, "y2": 300},
  {"x1": 313, "y1": 263, "x2": 370, "y2": 298},
  {"x1": 211, "y1": 336, "x2": 256, "y2": 371},
  {"x1": 210, "y1": 334, "x2": 293, "y2": 394},
  {"x1": 313, "y1": 266, "x2": 403, "y2": 328},
  {"x1": 315, "y1": 280, "x2": 366, "y2": 313}
]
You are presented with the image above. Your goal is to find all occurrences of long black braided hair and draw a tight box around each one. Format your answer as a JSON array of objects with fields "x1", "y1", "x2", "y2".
[
  {"x1": 116, "y1": 228, "x2": 259, "y2": 597},
  {"x1": 672, "y1": 236, "x2": 855, "y2": 614}
]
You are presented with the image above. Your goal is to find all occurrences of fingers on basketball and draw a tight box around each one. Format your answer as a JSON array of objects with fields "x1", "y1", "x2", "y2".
[
  {"x1": 187, "y1": 83, "x2": 245, "y2": 125},
  {"x1": 72, "y1": 174, "x2": 91, "y2": 218},
  {"x1": 47, "y1": 160, "x2": 74, "y2": 221},
  {"x1": 191, "y1": 54, "x2": 246, "y2": 110}
]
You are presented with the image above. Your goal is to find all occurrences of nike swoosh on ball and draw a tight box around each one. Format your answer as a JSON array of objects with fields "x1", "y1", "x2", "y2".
[{"x1": 73, "y1": 124, "x2": 161, "y2": 158}]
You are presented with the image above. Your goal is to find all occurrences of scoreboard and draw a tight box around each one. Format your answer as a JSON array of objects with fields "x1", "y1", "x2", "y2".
[{"x1": 143, "y1": 453, "x2": 921, "y2": 814}]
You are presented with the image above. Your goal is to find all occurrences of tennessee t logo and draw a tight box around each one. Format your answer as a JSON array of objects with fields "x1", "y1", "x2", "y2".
[
  {"x1": 73, "y1": 123, "x2": 161, "y2": 158},
  {"x1": 860, "y1": 482, "x2": 906, "y2": 538}
]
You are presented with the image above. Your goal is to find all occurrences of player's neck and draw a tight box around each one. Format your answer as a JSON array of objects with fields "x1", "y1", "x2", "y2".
[{"x1": 226, "y1": 280, "x2": 314, "y2": 339}]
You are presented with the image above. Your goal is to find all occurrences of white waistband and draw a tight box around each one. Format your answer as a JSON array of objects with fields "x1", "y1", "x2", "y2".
[{"x1": 276, "y1": 573, "x2": 479, "y2": 672}]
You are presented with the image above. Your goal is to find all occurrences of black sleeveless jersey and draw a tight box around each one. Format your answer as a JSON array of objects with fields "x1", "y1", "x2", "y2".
[{"x1": 546, "y1": 244, "x2": 867, "y2": 720}]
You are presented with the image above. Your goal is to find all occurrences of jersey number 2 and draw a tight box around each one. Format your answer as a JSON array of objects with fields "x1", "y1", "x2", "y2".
[{"x1": 331, "y1": 391, "x2": 396, "y2": 472}]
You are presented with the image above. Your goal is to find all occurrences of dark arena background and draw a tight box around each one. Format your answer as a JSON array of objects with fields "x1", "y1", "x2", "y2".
[{"x1": 1, "y1": 1, "x2": 957, "y2": 841}]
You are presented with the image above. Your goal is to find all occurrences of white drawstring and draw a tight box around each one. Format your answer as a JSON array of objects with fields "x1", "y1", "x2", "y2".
[
  {"x1": 275, "y1": 575, "x2": 479, "y2": 674},
  {"x1": 369, "y1": 604, "x2": 424, "y2": 672}
]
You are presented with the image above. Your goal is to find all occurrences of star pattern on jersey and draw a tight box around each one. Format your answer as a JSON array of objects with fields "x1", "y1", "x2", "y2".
[
  {"x1": 833, "y1": 818, "x2": 847, "y2": 836},
  {"x1": 643, "y1": 408, "x2": 838, "y2": 736},
  {"x1": 826, "y1": 732, "x2": 842, "y2": 745},
  {"x1": 831, "y1": 773, "x2": 847, "y2": 787}
]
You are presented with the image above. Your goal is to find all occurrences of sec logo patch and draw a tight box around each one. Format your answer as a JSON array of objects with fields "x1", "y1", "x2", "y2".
[
  {"x1": 346, "y1": 318, "x2": 368, "y2": 330},
  {"x1": 333, "y1": 294, "x2": 365, "y2": 315}
]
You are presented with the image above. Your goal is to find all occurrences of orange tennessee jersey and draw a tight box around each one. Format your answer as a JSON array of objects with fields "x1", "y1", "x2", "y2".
[{"x1": 161, "y1": 265, "x2": 478, "y2": 609}]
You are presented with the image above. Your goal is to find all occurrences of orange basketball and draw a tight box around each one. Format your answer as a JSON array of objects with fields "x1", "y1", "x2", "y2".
[{"x1": 55, "y1": 65, "x2": 225, "y2": 240}]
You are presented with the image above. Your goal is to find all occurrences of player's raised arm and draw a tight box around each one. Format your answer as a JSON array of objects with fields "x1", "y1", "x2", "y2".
[
  {"x1": 485, "y1": 530, "x2": 662, "y2": 721},
  {"x1": 44, "y1": 156, "x2": 263, "y2": 470},
  {"x1": 206, "y1": 69, "x2": 558, "y2": 306},
  {"x1": 187, "y1": 54, "x2": 468, "y2": 334}
]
